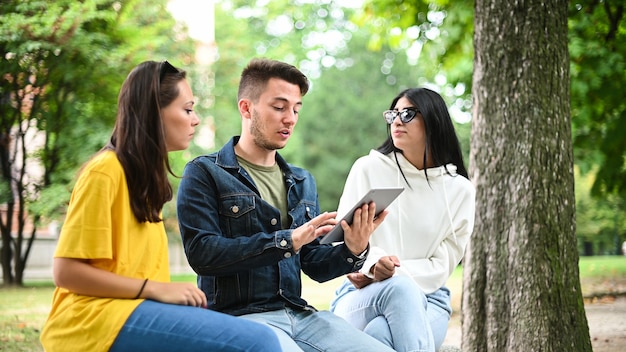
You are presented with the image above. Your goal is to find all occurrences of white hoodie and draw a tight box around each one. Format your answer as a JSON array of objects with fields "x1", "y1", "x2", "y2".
[{"x1": 337, "y1": 150, "x2": 476, "y2": 294}]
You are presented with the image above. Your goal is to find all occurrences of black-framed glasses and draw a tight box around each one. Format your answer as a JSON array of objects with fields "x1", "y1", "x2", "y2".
[{"x1": 382, "y1": 108, "x2": 419, "y2": 124}]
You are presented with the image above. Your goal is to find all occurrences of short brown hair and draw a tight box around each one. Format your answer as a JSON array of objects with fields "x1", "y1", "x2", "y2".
[{"x1": 238, "y1": 58, "x2": 309, "y2": 102}]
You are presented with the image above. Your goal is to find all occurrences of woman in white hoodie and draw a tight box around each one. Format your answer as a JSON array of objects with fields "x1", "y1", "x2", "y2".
[{"x1": 330, "y1": 87, "x2": 475, "y2": 352}]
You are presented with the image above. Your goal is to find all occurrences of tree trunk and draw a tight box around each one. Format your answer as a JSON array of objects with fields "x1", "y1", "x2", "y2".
[
  {"x1": 1, "y1": 202, "x2": 15, "y2": 286},
  {"x1": 462, "y1": 1, "x2": 592, "y2": 351}
]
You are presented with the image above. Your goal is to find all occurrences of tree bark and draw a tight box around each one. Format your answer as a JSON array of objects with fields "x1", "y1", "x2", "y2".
[{"x1": 463, "y1": 1, "x2": 592, "y2": 351}]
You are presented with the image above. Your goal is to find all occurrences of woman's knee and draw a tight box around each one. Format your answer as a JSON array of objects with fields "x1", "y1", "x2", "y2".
[
  {"x1": 378, "y1": 276, "x2": 426, "y2": 306},
  {"x1": 363, "y1": 316, "x2": 393, "y2": 348}
]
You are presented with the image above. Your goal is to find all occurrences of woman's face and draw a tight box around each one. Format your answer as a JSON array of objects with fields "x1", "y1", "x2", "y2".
[
  {"x1": 390, "y1": 96, "x2": 427, "y2": 159},
  {"x1": 161, "y1": 79, "x2": 199, "y2": 152}
]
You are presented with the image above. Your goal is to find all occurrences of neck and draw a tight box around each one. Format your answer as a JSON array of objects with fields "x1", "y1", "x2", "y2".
[
  {"x1": 234, "y1": 139, "x2": 276, "y2": 167},
  {"x1": 401, "y1": 148, "x2": 430, "y2": 170}
]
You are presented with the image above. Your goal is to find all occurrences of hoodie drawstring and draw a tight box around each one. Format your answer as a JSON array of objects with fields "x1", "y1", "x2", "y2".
[{"x1": 441, "y1": 167, "x2": 458, "y2": 246}]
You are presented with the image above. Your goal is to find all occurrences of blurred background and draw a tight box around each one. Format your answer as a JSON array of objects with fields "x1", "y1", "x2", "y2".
[{"x1": 1, "y1": 0, "x2": 624, "y2": 285}]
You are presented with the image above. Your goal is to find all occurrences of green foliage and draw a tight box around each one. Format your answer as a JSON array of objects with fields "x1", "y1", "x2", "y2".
[
  {"x1": 2, "y1": 0, "x2": 622, "y2": 281},
  {"x1": 292, "y1": 31, "x2": 429, "y2": 211},
  {"x1": 210, "y1": 1, "x2": 472, "y2": 211},
  {"x1": 209, "y1": 0, "x2": 365, "y2": 151},
  {"x1": 1, "y1": 0, "x2": 197, "y2": 218},
  {"x1": 355, "y1": 0, "x2": 474, "y2": 93},
  {"x1": 575, "y1": 167, "x2": 625, "y2": 255},
  {"x1": 566, "y1": 1, "x2": 626, "y2": 254},
  {"x1": 0, "y1": 0, "x2": 197, "y2": 284},
  {"x1": 569, "y1": 1, "x2": 626, "y2": 197},
  {"x1": 358, "y1": 0, "x2": 625, "y2": 265}
]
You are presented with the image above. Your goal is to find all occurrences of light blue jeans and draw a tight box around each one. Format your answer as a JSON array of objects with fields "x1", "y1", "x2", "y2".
[
  {"x1": 330, "y1": 276, "x2": 452, "y2": 352},
  {"x1": 240, "y1": 307, "x2": 396, "y2": 352},
  {"x1": 110, "y1": 300, "x2": 281, "y2": 352}
]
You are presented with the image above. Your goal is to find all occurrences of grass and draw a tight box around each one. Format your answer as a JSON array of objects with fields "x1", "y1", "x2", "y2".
[
  {"x1": 579, "y1": 255, "x2": 626, "y2": 276},
  {"x1": 0, "y1": 285, "x2": 55, "y2": 352},
  {"x1": 579, "y1": 255, "x2": 626, "y2": 298},
  {"x1": 1, "y1": 255, "x2": 625, "y2": 351}
]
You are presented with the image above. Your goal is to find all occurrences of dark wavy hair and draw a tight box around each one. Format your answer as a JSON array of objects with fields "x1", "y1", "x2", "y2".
[
  {"x1": 377, "y1": 87, "x2": 468, "y2": 186},
  {"x1": 238, "y1": 58, "x2": 309, "y2": 101},
  {"x1": 106, "y1": 60, "x2": 186, "y2": 223}
]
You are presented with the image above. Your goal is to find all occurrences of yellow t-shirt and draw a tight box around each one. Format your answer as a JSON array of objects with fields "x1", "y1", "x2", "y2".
[{"x1": 40, "y1": 151, "x2": 171, "y2": 351}]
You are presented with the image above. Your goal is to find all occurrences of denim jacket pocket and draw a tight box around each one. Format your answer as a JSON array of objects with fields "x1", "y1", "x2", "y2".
[{"x1": 218, "y1": 194, "x2": 257, "y2": 238}]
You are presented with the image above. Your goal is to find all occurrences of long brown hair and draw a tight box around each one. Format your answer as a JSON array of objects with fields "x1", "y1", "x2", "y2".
[{"x1": 107, "y1": 61, "x2": 186, "y2": 223}]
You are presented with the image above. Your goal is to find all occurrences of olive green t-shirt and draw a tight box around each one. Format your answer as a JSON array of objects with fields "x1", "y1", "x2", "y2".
[{"x1": 237, "y1": 156, "x2": 289, "y2": 229}]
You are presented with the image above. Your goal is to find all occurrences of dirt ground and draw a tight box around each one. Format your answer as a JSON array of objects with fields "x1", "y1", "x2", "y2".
[{"x1": 442, "y1": 295, "x2": 626, "y2": 351}]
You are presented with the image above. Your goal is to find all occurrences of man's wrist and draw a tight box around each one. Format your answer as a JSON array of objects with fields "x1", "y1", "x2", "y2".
[{"x1": 352, "y1": 243, "x2": 369, "y2": 258}]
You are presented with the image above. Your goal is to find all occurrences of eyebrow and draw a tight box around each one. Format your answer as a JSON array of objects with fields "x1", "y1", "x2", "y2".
[{"x1": 271, "y1": 97, "x2": 302, "y2": 106}]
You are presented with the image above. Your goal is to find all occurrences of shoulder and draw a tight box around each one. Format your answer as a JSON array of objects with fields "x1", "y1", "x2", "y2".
[
  {"x1": 82, "y1": 151, "x2": 123, "y2": 177},
  {"x1": 73, "y1": 151, "x2": 124, "y2": 194},
  {"x1": 189, "y1": 152, "x2": 218, "y2": 164},
  {"x1": 285, "y1": 163, "x2": 314, "y2": 180},
  {"x1": 451, "y1": 172, "x2": 475, "y2": 191},
  {"x1": 447, "y1": 172, "x2": 476, "y2": 200},
  {"x1": 351, "y1": 150, "x2": 392, "y2": 171},
  {"x1": 185, "y1": 151, "x2": 219, "y2": 170},
  {"x1": 89, "y1": 150, "x2": 120, "y2": 166},
  {"x1": 273, "y1": 151, "x2": 314, "y2": 180}
]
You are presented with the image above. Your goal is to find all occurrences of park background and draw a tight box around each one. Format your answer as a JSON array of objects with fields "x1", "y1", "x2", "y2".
[{"x1": 1, "y1": 0, "x2": 625, "y2": 351}]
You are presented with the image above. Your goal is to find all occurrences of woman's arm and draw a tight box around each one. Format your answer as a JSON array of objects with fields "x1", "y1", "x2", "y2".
[{"x1": 53, "y1": 257, "x2": 207, "y2": 307}]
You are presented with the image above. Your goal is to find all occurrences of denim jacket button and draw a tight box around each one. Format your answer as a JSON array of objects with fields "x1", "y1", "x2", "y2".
[
  {"x1": 271, "y1": 218, "x2": 278, "y2": 226},
  {"x1": 280, "y1": 239, "x2": 287, "y2": 247},
  {"x1": 231, "y1": 205, "x2": 239, "y2": 214},
  {"x1": 284, "y1": 252, "x2": 292, "y2": 258},
  {"x1": 347, "y1": 258, "x2": 354, "y2": 264}
]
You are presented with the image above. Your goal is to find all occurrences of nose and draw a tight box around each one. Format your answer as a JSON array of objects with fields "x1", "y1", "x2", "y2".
[
  {"x1": 191, "y1": 113, "x2": 200, "y2": 127},
  {"x1": 283, "y1": 110, "x2": 297, "y2": 124}
]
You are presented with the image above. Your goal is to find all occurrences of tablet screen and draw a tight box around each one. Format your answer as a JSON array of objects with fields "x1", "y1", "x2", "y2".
[{"x1": 319, "y1": 187, "x2": 404, "y2": 244}]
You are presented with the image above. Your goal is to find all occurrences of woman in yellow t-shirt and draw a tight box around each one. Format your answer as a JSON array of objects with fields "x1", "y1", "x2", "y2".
[{"x1": 40, "y1": 61, "x2": 281, "y2": 352}]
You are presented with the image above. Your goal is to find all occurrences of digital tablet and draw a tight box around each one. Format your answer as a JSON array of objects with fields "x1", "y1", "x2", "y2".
[{"x1": 319, "y1": 187, "x2": 404, "y2": 244}]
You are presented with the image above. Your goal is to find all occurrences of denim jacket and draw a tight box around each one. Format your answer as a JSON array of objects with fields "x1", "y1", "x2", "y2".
[{"x1": 177, "y1": 137, "x2": 366, "y2": 316}]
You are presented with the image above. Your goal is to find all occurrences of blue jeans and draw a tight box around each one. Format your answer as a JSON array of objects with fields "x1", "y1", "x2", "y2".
[
  {"x1": 330, "y1": 276, "x2": 452, "y2": 352},
  {"x1": 110, "y1": 300, "x2": 281, "y2": 352},
  {"x1": 240, "y1": 307, "x2": 396, "y2": 352}
]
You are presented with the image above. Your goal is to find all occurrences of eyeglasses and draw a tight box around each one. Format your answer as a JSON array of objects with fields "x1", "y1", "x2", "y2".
[{"x1": 382, "y1": 108, "x2": 419, "y2": 124}]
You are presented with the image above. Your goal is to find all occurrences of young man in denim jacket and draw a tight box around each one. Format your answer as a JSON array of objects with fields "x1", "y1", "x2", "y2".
[{"x1": 177, "y1": 58, "x2": 393, "y2": 352}]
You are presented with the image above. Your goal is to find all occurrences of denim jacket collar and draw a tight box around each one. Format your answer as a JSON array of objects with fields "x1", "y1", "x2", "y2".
[{"x1": 215, "y1": 136, "x2": 306, "y2": 183}]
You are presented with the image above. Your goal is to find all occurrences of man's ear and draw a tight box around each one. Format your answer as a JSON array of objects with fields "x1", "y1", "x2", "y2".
[{"x1": 238, "y1": 99, "x2": 252, "y2": 119}]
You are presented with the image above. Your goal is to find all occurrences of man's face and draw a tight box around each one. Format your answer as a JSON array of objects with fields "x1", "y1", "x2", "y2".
[{"x1": 248, "y1": 78, "x2": 302, "y2": 151}]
